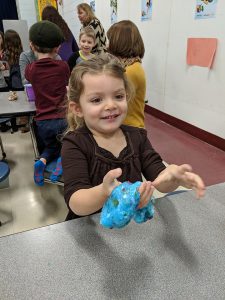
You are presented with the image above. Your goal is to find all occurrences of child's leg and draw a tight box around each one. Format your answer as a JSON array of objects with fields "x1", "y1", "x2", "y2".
[
  {"x1": 35, "y1": 119, "x2": 67, "y2": 185},
  {"x1": 34, "y1": 158, "x2": 46, "y2": 186},
  {"x1": 50, "y1": 157, "x2": 62, "y2": 183}
]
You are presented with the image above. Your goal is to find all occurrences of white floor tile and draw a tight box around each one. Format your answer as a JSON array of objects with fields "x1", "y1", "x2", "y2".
[{"x1": 0, "y1": 130, "x2": 68, "y2": 237}]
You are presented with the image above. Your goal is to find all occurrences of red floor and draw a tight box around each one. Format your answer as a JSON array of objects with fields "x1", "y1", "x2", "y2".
[{"x1": 145, "y1": 114, "x2": 225, "y2": 187}]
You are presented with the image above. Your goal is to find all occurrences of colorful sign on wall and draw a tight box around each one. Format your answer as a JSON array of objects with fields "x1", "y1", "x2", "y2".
[
  {"x1": 110, "y1": 0, "x2": 117, "y2": 24},
  {"x1": 90, "y1": 0, "x2": 95, "y2": 12},
  {"x1": 141, "y1": 0, "x2": 152, "y2": 21},
  {"x1": 195, "y1": 0, "x2": 218, "y2": 19},
  {"x1": 35, "y1": 0, "x2": 58, "y2": 21}
]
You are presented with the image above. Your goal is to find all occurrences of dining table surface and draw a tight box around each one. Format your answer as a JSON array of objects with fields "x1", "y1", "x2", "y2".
[
  {"x1": 0, "y1": 91, "x2": 36, "y2": 117},
  {"x1": 0, "y1": 182, "x2": 225, "y2": 300}
]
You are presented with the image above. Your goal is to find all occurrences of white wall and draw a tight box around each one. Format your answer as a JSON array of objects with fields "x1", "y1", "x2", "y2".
[
  {"x1": 16, "y1": 0, "x2": 37, "y2": 29},
  {"x1": 16, "y1": 0, "x2": 225, "y2": 139},
  {"x1": 159, "y1": 0, "x2": 225, "y2": 139},
  {"x1": 58, "y1": 0, "x2": 81, "y2": 43}
]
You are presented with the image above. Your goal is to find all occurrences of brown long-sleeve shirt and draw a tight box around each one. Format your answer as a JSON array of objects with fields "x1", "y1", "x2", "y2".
[{"x1": 62, "y1": 125, "x2": 166, "y2": 220}]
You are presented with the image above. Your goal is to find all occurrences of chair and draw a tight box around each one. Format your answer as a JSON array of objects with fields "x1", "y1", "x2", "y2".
[
  {"x1": 0, "y1": 117, "x2": 18, "y2": 133},
  {"x1": 29, "y1": 118, "x2": 64, "y2": 186},
  {"x1": 0, "y1": 161, "x2": 10, "y2": 189},
  {"x1": 0, "y1": 161, "x2": 10, "y2": 226},
  {"x1": 0, "y1": 135, "x2": 6, "y2": 159},
  {"x1": 0, "y1": 118, "x2": 11, "y2": 159},
  {"x1": 0, "y1": 116, "x2": 23, "y2": 159}
]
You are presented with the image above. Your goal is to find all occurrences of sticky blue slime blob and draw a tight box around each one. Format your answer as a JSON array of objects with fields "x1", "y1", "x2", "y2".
[{"x1": 100, "y1": 181, "x2": 155, "y2": 229}]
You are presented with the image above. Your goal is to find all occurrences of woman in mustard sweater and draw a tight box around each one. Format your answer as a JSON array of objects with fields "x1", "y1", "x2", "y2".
[{"x1": 107, "y1": 20, "x2": 146, "y2": 128}]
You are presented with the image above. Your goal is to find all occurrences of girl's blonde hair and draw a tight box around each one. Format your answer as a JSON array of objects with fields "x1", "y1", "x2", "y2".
[
  {"x1": 77, "y1": 3, "x2": 96, "y2": 25},
  {"x1": 67, "y1": 53, "x2": 134, "y2": 131}
]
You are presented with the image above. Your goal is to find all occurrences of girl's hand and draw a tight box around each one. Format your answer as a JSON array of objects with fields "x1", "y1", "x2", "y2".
[
  {"x1": 153, "y1": 164, "x2": 205, "y2": 198},
  {"x1": 102, "y1": 168, "x2": 122, "y2": 197},
  {"x1": 138, "y1": 181, "x2": 154, "y2": 209},
  {"x1": 0, "y1": 62, "x2": 5, "y2": 71}
]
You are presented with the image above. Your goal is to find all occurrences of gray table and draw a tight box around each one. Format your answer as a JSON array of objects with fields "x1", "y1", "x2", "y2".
[
  {"x1": 0, "y1": 183, "x2": 225, "y2": 300},
  {"x1": 0, "y1": 91, "x2": 36, "y2": 117}
]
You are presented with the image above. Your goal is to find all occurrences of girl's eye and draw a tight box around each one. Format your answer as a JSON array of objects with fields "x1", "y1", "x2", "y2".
[
  {"x1": 90, "y1": 98, "x2": 102, "y2": 103},
  {"x1": 115, "y1": 94, "x2": 125, "y2": 100}
]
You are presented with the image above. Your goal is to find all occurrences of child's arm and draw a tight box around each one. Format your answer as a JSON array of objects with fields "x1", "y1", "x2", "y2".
[
  {"x1": 19, "y1": 52, "x2": 30, "y2": 84},
  {"x1": 67, "y1": 51, "x2": 80, "y2": 73},
  {"x1": 69, "y1": 168, "x2": 122, "y2": 216},
  {"x1": 152, "y1": 164, "x2": 205, "y2": 198},
  {"x1": 69, "y1": 168, "x2": 154, "y2": 215}
]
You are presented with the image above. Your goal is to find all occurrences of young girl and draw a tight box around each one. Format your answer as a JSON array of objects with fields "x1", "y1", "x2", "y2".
[
  {"x1": 0, "y1": 31, "x2": 8, "y2": 92},
  {"x1": 107, "y1": 20, "x2": 146, "y2": 128},
  {"x1": 62, "y1": 55, "x2": 205, "y2": 221},
  {"x1": 67, "y1": 27, "x2": 95, "y2": 72},
  {"x1": 0, "y1": 31, "x2": 4, "y2": 59},
  {"x1": 4, "y1": 29, "x2": 23, "y2": 91}
]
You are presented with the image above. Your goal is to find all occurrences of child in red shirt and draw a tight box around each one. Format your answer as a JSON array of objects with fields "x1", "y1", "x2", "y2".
[{"x1": 25, "y1": 21, "x2": 70, "y2": 186}]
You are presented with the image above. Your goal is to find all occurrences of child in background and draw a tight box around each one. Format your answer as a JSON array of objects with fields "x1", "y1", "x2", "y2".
[
  {"x1": 1, "y1": 30, "x2": 22, "y2": 131},
  {"x1": 0, "y1": 61, "x2": 8, "y2": 91},
  {"x1": 61, "y1": 55, "x2": 205, "y2": 220},
  {"x1": 107, "y1": 20, "x2": 146, "y2": 128},
  {"x1": 4, "y1": 30, "x2": 23, "y2": 91},
  {"x1": 0, "y1": 31, "x2": 8, "y2": 92},
  {"x1": 25, "y1": 20, "x2": 70, "y2": 186},
  {"x1": 0, "y1": 31, "x2": 10, "y2": 132},
  {"x1": 67, "y1": 27, "x2": 95, "y2": 72},
  {"x1": 0, "y1": 31, "x2": 4, "y2": 59},
  {"x1": 19, "y1": 46, "x2": 61, "y2": 85}
]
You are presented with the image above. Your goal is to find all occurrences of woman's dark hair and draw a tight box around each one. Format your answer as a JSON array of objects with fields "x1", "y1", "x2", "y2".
[
  {"x1": 4, "y1": 30, "x2": 23, "y2": 65},
  {"x1": 42, "y1": 5, "x2": 71, "y2": 41},
  {"x1": 107, "y1": 20, "x2": 145, "y2": 59}
]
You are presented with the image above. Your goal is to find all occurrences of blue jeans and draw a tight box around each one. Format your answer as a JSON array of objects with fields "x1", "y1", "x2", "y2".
[{"x1": 36, "y1": 118, "x2": 67, "y2": 162}]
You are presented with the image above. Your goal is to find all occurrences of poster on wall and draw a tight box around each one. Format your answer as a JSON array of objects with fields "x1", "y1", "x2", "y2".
[
  {"x1": 195, "y1": 0, "x2": 218, "y2": 19},
  {"x1": 35, "y1": 0, "x2": 58, "y2": 21},
  {"x1": 90, "y1": 1, "x2": 95, "y2": 12},
  {"x1": 110, "y1": 0, "x2": 117, "y2": 24},
  {"x1": 141, "y1": 0, "x2": 152, "y2": 21}
]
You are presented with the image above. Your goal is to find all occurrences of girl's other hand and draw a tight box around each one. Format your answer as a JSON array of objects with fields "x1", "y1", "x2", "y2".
[
  {"x1": 153, "y1": 164, "x2": 205, "y2": 198},
  {"x1": 138, "y1": 181, "x2": 154, "y2": 209}
]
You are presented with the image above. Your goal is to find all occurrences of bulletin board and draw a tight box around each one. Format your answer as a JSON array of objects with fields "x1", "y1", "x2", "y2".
[{"x1": 35, "y1": 0, "x2": 58, "y2": 21}]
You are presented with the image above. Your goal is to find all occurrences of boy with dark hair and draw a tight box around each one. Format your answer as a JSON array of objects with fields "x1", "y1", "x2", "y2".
[{"x1": 25, "y1": 20, "x2": 70, "y2": 186}]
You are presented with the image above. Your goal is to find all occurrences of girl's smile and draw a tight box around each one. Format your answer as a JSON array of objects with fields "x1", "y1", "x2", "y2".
[{"x1": 101, "y1": 113, "x2": 120, "y2": 120}]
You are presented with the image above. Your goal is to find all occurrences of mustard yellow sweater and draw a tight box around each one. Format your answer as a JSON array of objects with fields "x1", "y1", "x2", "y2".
[{"x1": 123, "y1": 62, "x2": 146, "y2": 128}]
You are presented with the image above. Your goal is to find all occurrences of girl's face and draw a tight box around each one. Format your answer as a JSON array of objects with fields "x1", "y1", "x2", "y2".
[
  {"x1": 70, "y1": 73, "x2": 128, "y2": 136},
  {"x1": 77, "y1": 9, "x2": 88, "y2": 24},
  {"x1": 79, "y1": 34, "x2": 95, "y2": 54}
]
